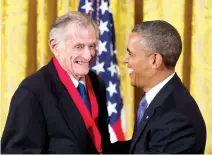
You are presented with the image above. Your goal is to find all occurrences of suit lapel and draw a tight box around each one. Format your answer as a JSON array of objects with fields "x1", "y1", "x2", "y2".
[
  {"x1": 129, "y1": 74, "x2": 181, "y2": 153},
  {"x1": 57, "y1": 89, "x2": 86, "y2": 141},
  {"x1": 44, "y1": 59, "x2": 86, "y2": 141},
  {"x1": 129, "y1": 104, "x2": 155, "y2": 153}
]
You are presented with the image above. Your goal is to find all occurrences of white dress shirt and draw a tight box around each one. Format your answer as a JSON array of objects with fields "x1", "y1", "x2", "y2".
[
  {"x1": 68, "y1": 74, "x2": 86, "y2": 89},
  {"x1": 145, "y1": 72, "x2": 175, "y2": 108}
]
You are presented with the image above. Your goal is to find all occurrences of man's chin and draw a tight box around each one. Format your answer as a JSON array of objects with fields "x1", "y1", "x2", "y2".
[
  {"x1": 129, "y1": 74, "x2": 136, "y2": 87},
  {"x1": 77, "y1": 70, "x2": 90, "y2": 77},
  {"x1": 130, "y1": 81, "x2": 136, "y2": 87}
]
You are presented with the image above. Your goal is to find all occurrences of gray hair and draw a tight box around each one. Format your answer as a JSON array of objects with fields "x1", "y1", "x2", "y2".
[
  {"x1": 132, "y1": 20, "x2": 182, "y2": 68},
  {"x1": 49, "y1": 11, "x2": 99, "y2": 42}
]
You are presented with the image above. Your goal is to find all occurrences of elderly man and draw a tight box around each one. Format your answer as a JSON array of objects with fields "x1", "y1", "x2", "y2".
[
  {"x1": 124, "y1": 20, "x2": 206, "y2": 153},
  {"x1": 1, "y1": 11, "x2": 111, "y2": 154}
]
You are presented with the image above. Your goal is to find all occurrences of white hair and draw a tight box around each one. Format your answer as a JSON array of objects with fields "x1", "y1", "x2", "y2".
[{"x1": 49, "y1": 11, "x2": 98, "y2": 46}]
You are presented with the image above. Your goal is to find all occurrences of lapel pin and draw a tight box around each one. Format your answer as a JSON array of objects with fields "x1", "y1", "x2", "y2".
[{"x1": 146, "y1": 116, "x2": 149, "y2": 119}]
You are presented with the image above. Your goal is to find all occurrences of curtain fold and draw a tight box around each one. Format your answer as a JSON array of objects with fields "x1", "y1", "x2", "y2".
[
  {"x1": 36, "y1": 0, "x2": 57, "y2": 68},
  {"x1": 190, "y1": 0, "x2": 212, "y2": 152},
  {"x1": 1, "y1": 0, "x2": 30, "y2": 134},
  {"x1": 111, "y1": 0, "x2": 135, "y2": 141}
]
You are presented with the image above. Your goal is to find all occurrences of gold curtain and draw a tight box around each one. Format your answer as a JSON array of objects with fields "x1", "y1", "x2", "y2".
[{"x1": 1, "y1": 0, "x2": 212, "y2": 153}]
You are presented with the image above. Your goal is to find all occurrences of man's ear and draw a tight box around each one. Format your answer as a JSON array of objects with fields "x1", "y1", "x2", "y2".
[
  {"x1": 151, "y1": 53, "x2": 163, "y2": 69},
  {"x1": 49, "y1": 39, "x2": 60, "y2": 54}
]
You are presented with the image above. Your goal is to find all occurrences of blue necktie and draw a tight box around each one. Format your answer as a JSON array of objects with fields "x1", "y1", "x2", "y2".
[
  {"x1": 136, "y1": 95, "x2": 148, "y2": 127},
  {"x1": 77, "y1": 83, "x2": 91, "y2": 113}
]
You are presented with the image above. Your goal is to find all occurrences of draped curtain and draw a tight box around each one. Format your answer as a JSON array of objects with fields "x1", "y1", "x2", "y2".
[{"x1": 1, "y1": 0, "x2": 211, "y2": 153}]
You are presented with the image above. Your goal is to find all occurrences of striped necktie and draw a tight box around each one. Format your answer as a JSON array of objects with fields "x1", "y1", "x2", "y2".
[{"x1": 136, "y1": 95, "x2": 148, "y2": 127}]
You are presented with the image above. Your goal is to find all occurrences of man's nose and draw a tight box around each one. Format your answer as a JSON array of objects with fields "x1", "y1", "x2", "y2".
[
  {"x1": 123, "y1": 55, "x2": 129, "y2": 64},
  {"x1": 83, "y1": 47, "x2": 92, "y2": 60}
]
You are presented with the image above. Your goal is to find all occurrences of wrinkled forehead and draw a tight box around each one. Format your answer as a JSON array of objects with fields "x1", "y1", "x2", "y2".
[{"x1": 65, "y1": 23, "x2": 97, "y2": 41}]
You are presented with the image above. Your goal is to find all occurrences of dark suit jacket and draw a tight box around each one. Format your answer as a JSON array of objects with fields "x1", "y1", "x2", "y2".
[
  {"x1": 130, "y1": 74, "x2": 206, "y2": 154},
  {"x1": 1, "y1": 59, "x2": 111, "y2": 154}
]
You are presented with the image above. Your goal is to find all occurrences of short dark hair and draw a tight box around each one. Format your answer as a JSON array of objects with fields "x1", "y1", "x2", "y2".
[{"x1": 132, "y1": 20, "x2": 182, "y2": 68}]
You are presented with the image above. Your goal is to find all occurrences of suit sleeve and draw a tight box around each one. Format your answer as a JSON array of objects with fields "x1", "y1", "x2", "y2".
[
  {"x1": 1, "y1": 87, "x2": 47, "y2": 154},
  {"x1": 147, "y1": 112, "x2": 195, "y2": 153},
  {"x1": 111, "y1": 140, "x2": 131, "y2": 153},
  {"x1": 96, "y1": 76, "x2": 131, "y2": 154}
]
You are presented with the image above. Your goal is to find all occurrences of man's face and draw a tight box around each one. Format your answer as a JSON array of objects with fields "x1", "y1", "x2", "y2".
[
  {"x1": 124, "y1": 32, "x2": 154, "y2": 88},
  {"x1": 53, "y1": 24, "x2": 97, "y2": 79}
]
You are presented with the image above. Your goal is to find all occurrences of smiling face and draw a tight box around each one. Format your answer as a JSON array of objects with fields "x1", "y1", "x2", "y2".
[
  {"x1": 50, "y1": 23, "x2": 97, "y2": 80},
  {"x1": 124, "y1": 32, "x2": 156, "y2": 88}
]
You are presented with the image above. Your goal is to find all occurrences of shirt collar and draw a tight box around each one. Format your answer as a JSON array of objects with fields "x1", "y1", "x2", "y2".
[
  {"x1": 68, "y1": 74, "x2": 86, "y2": 89},
  {"x1": 145, "y1": 72, "x2": 175, "y2": 107}
]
